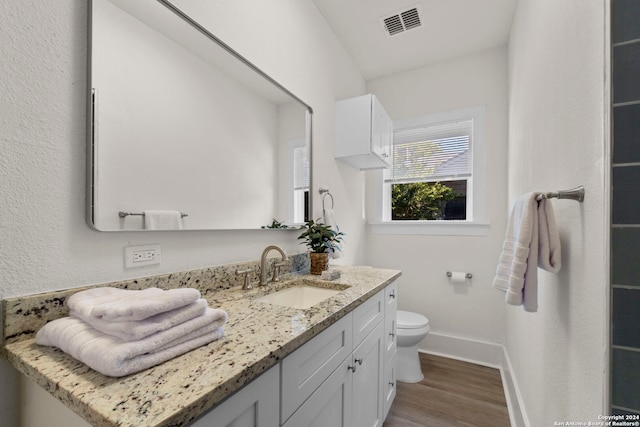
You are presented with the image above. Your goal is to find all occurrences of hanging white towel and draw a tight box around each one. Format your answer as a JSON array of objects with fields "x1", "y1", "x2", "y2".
[
  {"x1": 36, "y1": 307, "x2": 227, "y2": 377},
  {"x1": 144, "y1": 210, "x2": 183, "y2": 230},
  {"x1": 537, "y1": 199, "x2": 561, "y2": 273},
  {"x1": 70, "y1": 298, "x2": 208, "y2": 341},
  {"x1": 492, "y1": 193, "x2": 561, "y2": 312},
  {"x1": 68, "y1": 287, "x2": 201, "y2": 322},
  {"x1": 323, "y1": 208, "x2": 343, "y2": 259}
]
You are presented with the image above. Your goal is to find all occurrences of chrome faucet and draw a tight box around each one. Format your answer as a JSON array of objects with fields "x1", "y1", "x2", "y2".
[{"x1": 259, "y1": 245, "x2": 288, "y2": 286}]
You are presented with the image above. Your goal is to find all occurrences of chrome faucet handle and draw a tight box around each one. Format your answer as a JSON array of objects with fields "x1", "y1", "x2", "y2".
[
  {"x1": 271, "y1": 261, "x2": 288, "y2": 283},
  {"x1": 236, "y1": 268, "x2": 253, "y2": 290}
]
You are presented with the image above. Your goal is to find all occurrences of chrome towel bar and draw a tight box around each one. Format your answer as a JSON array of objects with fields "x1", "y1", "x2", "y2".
[
  {"x1": 119, "y1": 211, "x2": 188, "y2": 218},
  {"x1": 535, "y1": 186, "x2": 585, "y2": 202}
]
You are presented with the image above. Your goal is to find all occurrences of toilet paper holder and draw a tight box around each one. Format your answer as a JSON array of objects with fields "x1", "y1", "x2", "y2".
[{"x1": 446, "y1": 271, "x2": 473, "y2": 279}]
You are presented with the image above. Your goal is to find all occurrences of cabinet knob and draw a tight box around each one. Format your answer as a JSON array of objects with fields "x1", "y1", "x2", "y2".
[
  {"x1": 348, "y1": 365, "x2": 357, "y2": 373},
  {"x1": 389, "y1": 332, "x2": 395, "y2": 338},
  {"x1": 389, "y1": 381, "x2": 395, "y2": 387},
  {"x1": 354, "y1": 358, "x2": 363, "y2": 366},
  {"x1": 389, "y1": 291, "x2": 396, "y2": 299}
]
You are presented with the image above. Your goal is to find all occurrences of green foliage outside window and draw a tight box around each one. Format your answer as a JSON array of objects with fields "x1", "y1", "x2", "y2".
[{"x1": 391, "y1": 181, "x2": 461, "y2": 220}]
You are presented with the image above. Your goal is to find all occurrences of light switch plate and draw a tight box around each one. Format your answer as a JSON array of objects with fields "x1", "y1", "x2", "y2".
[{"x1": 124, "y1": 244, "x2": 161, "y2": 268}]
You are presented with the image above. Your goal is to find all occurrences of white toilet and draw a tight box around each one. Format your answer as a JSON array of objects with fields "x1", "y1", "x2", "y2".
[{"x1": 396, "y1": 310, "x2": 430, "y2": 383}]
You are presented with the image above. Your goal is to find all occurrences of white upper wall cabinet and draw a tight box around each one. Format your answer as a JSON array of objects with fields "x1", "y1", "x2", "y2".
[{"x1": 335, "y1": 94, "x2": 392, "y2": 170}]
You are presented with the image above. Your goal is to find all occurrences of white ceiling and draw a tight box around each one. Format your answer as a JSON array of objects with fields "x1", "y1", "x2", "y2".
[{"x1": 312, "y1": 0, "x2": 518, "y2": 80}]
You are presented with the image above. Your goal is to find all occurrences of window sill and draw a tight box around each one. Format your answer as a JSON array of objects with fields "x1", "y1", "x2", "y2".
[{"x1": 369, "y1": 221, "x2": 490, "y2": 236}]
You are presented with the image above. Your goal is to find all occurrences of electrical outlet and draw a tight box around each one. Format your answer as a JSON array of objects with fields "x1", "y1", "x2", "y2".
[{"x1": 124, "y1": 244, "x2": 161, "y2": 268}]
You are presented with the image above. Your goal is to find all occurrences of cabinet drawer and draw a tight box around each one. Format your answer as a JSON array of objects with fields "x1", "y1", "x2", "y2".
[
  {"x1": 353, "y1": 290, "x2": 384, "y2": 347},
  {"x1": 385, "y1": 281, "x2": 398, "y2": 310},
  {"x1": 281, "y1": 313, "x2": 353, "y2": 423}
]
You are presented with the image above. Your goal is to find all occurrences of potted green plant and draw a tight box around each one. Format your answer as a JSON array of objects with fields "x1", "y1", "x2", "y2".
[{"x1": 298, "y1": 219, "x2": 344, "y2": 274}]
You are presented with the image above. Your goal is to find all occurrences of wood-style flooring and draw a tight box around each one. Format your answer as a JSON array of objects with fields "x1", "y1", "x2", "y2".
[{"x1": 383, "y1": 353, "x2": 510, "y2": 427}]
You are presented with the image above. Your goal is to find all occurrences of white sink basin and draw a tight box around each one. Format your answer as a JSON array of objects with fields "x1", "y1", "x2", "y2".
[{"x1": 256, "y1": 285, "x2": 341, "y2": 309}]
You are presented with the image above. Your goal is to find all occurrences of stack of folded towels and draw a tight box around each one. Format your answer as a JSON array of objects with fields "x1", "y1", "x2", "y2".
[{"x1": 36, "y1": 287, "x2": 228, "y2": 377}]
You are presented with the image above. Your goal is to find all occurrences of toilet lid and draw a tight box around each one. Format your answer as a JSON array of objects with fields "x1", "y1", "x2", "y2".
[{"x1": 397, "y1": 310, "x2": 429, "y2": 329}]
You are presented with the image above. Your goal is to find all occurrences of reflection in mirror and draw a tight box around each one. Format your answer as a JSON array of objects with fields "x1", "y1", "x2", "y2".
[{"x1": 88, "y1": 0, "x2": 312, "y2": 231}]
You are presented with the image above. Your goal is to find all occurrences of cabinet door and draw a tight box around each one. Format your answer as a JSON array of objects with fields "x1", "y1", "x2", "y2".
[
  {"x1": 383, "y1": 305, "x2": 397, "y2": 361},
  {"x1": 384, "y1": 283, "x2": 398, "y2": 361},
  {"x1": 283, "y1": 357, "x2": 353, "y2": 427},
  {"x1": 281, "y1": 314, "x2": 353, "y2": 423},
  {"x1": 190, "y1": 364, "x2": 279, "y2": 427},
  {"x1": 383, "y1": 353, "x2": 397, "y2": 420},
  {"x1": 371, "y1": 96, "x2": 392, "y2": 167},
  {"x1": 352, "y1": 322, "x2": 384, "y2": 427}
]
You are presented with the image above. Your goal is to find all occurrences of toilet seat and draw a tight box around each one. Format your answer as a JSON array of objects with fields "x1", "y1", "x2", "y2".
[{"x1": 397, "y1": 310, "x2": 429, "y2": 329}]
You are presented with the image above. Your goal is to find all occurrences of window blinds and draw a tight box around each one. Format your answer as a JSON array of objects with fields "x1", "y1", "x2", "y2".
[
  {"x1": 293, "y1": 146, "x2": 309, "y2": 191},
  {"x1": 387, "y1": 119, "x2": 473, "y2": 184}
]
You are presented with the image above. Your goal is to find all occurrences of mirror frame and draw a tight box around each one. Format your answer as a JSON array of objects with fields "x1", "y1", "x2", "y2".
[{"x1": 86, "y1": 0, "x2": 313, "y2": 231}]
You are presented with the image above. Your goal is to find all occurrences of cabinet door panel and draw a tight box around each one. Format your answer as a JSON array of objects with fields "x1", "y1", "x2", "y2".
[
  {"x1": 283, "y1": 357, "x2": 353, "y2": 427},
  {"x1": 383, "y1": 307, "x2": 397, "y2": 360},
  {"x1": 352, "y1": 322, "x2": 384, "y2": 427},
  {"x1": 281, "y1": 314, "x2": 353, "y2": 423},
  {"x1": 190, "y1": 365, "x2": 279, "y2": 427},
  {"x1": 383, "y1": 353, "x2": 397, "y2": 420},
  {"x1": 383, "y1": 282, "x2": 397, "y2": 361},
  {"x1": 353, "y1": 291, "x2": 383, "y2": 347},
  {"x1": 370, "y1": 95, "x2": 392, "y2": 166}
]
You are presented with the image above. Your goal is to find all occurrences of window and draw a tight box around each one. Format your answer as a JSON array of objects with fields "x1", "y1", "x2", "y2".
[
  {"x1": 388, "y1": 118, "x2": 472, "y2": 220},
  {"x1": 372, "y1": 106, "x2": 487, "y2": 236},
  {"x1": 290, "y1": 140, "x2": 309, "y2": 224}
]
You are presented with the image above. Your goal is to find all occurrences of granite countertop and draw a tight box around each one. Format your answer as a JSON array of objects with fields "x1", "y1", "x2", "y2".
[{"x1": 2, "y1": 265, "x2": 401, "y2": 427}]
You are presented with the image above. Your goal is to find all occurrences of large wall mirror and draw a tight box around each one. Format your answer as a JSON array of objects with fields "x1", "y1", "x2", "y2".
[{"x1": 87, "y1": 0, "x2": 312, "y2": 231}]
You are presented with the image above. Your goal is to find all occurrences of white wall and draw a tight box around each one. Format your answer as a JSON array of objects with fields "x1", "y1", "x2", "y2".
[
  {"x1": 0, "y1": 0, "x2": 366, "y2": 425},
  {"x1": 506, "y1": 0, "x2": 608, "y2": 424},
  {"x1": 365, "y1": 47, "x2": 509, "y2": 348}
]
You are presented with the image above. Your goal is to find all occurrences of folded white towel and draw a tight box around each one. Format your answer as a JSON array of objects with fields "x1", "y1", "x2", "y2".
[
  {"x1": 68, "y1": 287, "x2": 201, "y2": 322},
  {"x1": 492, "y1": 193, "x2": 561, "y2": 312},
  {"x1": 36, "y1": 308, "x2": 228, "y2": 377},
  {"x1": 144, "y1": 210, "x2": 183, "y2": 230},
  {"x1": 70, "y1": 298, "x2": 208, "y2": 341}
]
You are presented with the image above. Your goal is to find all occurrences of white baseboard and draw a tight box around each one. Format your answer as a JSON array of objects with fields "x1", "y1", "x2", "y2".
[
  {"x1": 418, "y1": 331, "x2": 503, "y2": 368},
  {"x1": 500, "y1": 346, "x2": 528, "y2": 427},
  {"x1": 417, "y1": 332, "x2": 528, "y2": 427}
]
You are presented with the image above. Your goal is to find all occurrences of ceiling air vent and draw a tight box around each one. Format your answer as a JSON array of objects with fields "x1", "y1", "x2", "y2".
[{"x1": 380, "y1": 5, "x2": 423, "y2": 37}]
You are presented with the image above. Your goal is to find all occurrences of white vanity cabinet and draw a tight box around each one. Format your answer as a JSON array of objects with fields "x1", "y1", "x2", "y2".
[
  {"x1": 190, "y1": 364, "x2": 279, "y2": 427},
  {"x1": 192, "y1": 282, "x2": 397, "y2": 427},
  {"x1": 335, "y1": 94, "x2": 393, "y2": 170},
  {"x1": 282, "y1": 284, "x2": 394, "y2": 427}
]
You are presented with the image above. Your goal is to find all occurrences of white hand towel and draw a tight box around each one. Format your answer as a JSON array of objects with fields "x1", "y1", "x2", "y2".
[
  {"x1": 493, "y1": 193, "x2": 561, "y2": 312},
  {"x1": 68, "y1": 287, "x2": 201, "y2": 322},
  {"x1": 144, "y1": 210, "x2": 183, "y2": 230},
  {"x1": 323, "y1": 208, "x2": 343, "y2": 259},
  {"x1": 537, "y1": 198, "x2": 561, "y2": 273},
  {"x1": 36, "y1": 308, "x2": 228, "y2": 377},
  {"x1": 70, "y1": 298, "x2": 208, "y2": 341}
]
